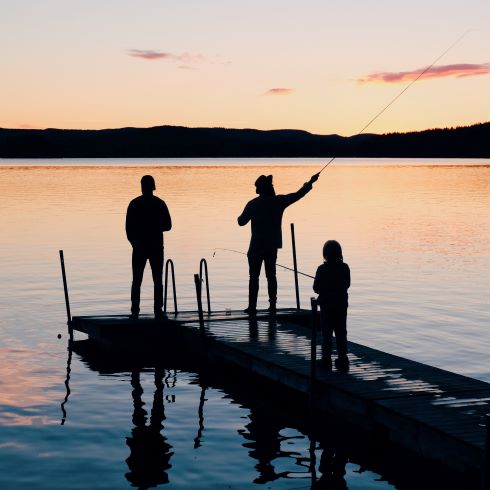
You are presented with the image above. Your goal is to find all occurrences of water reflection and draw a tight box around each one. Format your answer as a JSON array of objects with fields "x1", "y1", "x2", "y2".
[
  {"x1": 314, "y1": 442, "x2": 347, "y2": 490},
  {"x1": 68, "y1": 340, "x2": 471, "y2": 489},
  {"x1": 60, "y1": 339, "x2": 73, "y2": 425},
  {"x1": 239, "y1": 409, "x2": 291, "y2": 483},
  {"x1": 125, "y1": 368, "x2": 174, "y2": 488},
  {"x1": 248, "y1": 317, "x2": 278, "y2": 343},
  {"x1": 193, "y1": 384, "x2": 207, "y2": 449}
]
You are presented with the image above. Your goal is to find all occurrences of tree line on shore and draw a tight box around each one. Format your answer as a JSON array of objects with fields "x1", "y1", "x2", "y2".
[{"x1": 0, "y1": 122, "x2": 488, "y2": 158}]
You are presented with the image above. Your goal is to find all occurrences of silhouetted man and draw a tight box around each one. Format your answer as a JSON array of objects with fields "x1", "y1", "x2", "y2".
[
  {"x1": 238, "y1": 173, "x2": 319, "y2": 315},
  {"x1": 126, "y1": 175, "x2": 172, "y2": 321}
]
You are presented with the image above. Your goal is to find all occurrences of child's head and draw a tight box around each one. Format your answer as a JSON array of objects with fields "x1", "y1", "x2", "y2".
[{"x1": 323, "y1": 240, "x2": 343, "y2": 262}]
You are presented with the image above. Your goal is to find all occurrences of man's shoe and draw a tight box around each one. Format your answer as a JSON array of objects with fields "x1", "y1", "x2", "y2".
[
  {"x1": 267, "y1": 304, "x2": 277, "y2": 315},
  {"x1": 335, "y1": 356, "x2": 350, "y2": 372},
  {"x1": 244, "y1": 307, "x2": 257, "y2": 316},
  {"x1": 154, "y1": 311, "x2": 167, "y2": 322},
  {"x1": 129, "y1": 313, "x2": 139, "y2": 321},
  {"x1": 317, "y1": 357, "x2": 332, "y2": 371}
]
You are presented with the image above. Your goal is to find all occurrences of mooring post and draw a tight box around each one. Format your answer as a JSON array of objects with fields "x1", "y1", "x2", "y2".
[
  {"x1": 194, "y1": 273, "x2": 205, "y2": 336},
  {"x1": 482, "y1": 414, "x2": 490, "y2": 490},
  {"x1": 290, "y1": 223, "x2": 300, "y2": 310},
  {"x1": 59, "y1": 250, "x2": 73, "y2": 342},
  {"x1": 309, "y1": 297, "x2": 318, "y2": 412}
]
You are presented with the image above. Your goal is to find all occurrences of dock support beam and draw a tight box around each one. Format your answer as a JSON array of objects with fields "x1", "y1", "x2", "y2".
[
  {"x1": 310, "y1": 297, "x2": 318, "y2": 412},
  {"x1": 483, "y1": 414, "x2": 490, "y2": 490},
  {"x1": 59, "y1": 250, "x2": 73, "y2": 342},
  {"x1": 291, "y1": 223, "x2": 300, "y2": 310}
]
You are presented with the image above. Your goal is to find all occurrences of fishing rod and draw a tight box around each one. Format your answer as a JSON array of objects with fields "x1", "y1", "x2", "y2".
[
  {"x1": 215, "y1": 34, "x2": 470, "y2": 280},
  {"x1": 318, "y1": 30, "x2": 470, "y2": 175},
  {"x1": 213, "y1": 248, "x2": 315, "y2": 279}
]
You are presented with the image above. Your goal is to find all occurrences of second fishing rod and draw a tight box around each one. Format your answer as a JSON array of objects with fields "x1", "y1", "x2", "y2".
[{"x1": 214, "y1": 223, "x2": 315, "y2": 310}]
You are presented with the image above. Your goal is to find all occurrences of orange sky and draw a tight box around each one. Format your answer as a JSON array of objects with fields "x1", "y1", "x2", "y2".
[{"x1": 1, "y1": 1, "x2": 489, "y2": 135}]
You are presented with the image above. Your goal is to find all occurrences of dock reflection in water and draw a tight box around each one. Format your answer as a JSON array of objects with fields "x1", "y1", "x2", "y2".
[
  {"x1": 65, "y1": 339, "x2": 473, "y2": 489},
  {"x1": 68, "y1": 340, "x2": 353, "y2": 489}
]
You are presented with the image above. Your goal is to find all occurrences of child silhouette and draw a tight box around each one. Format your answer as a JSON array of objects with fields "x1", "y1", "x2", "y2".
[{"x1": 313, "y1": 240, "x2": 351, "y2": 371}]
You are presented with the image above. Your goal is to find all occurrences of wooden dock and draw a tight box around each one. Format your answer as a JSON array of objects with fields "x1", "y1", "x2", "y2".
[{"x1": 71, "y1": 308, "x2": 489, "y2": 479}]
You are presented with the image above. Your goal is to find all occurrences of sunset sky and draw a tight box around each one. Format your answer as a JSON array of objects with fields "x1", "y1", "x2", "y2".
[{"x1": 1, "y1": 0, "x2": 489, "y2": 135}]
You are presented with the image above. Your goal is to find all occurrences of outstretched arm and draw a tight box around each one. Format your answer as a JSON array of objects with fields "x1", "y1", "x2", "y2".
[{"x1": 281, "y1": 173, "x2": 319, "y2": 207}]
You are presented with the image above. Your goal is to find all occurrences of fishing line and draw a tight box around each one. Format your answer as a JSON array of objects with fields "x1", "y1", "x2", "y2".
[
  {"x1": 318, "y1": 30, "x2": 470, "y2": 175},
  {"x1": 213, "y1": 248, "x2": 315, "y2": 279},
  {"x1": 215, "y1": 34, "x2": 470, "y2": 279}
]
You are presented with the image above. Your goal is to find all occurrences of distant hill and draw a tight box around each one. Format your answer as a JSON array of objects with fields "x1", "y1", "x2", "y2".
[{"x1": 0, "y1": 122, "x2": 489, "y2": 158}]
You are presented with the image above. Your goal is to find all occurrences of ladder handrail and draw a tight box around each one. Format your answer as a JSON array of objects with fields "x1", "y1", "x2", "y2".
[
  {"x1": 164, "y1": 258, "x2": 178, "y2": 313},
  {"x1": 199, "y1": 258, "x2": 211, "y2": 313}
]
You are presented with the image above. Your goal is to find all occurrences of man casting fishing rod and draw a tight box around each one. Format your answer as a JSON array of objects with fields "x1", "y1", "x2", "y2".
[
  {"x1": 234, "y1": 32, "x2": 469, "y2": 317},
  {"x1": 238, "y1": 172, "x2": 319, "y2": 315}
]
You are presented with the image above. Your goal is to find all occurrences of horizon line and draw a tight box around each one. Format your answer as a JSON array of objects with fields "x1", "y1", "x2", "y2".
[{"x1": 0, "y1": 120, "x2": 489, "y2": 138}]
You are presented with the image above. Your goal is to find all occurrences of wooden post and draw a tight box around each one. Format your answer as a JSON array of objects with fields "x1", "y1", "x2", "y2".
[
  {"x1": 310, "y1": 297, "x2": 318, "y2": 412},
  {"x1": 291, "y1": 223, "x2": 300, "y2": 310},
  {"x1": 59, "y1": 250, "x2": 73, "y2": 342},
  {"x1": 194, "y1": 274, "x2": 205, "y2": 336},
  {"x1": 482, "y1": 414, "x2": 490, "y2": 490}
]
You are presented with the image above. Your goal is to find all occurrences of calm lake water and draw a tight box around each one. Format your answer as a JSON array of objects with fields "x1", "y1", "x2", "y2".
[{"x1": 0, "y1": 158, "x2": 489, "y2": 489}]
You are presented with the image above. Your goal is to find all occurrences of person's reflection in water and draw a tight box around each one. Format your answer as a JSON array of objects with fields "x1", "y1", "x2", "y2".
[
  {"x1": 248, "y1": 318, "x2": 277, "y2": 345},
  {"x1": 314, "y1": 441, "x2": 348, "y2": 490},
  {"x1": 267, "y1": 318, "x2": 277, "y2": 343},
  {"x1": 125, "y1": 368, "x2": 173, "y2": 488},
  {"x1": 239, "y1": 408, "x2": 299, "y2": 484},
  {"x1": 248, "y1": 317, "x2": 259, "y2": 342}
]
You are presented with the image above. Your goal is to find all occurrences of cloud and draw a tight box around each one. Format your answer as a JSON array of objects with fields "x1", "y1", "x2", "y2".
[
  {"x1": 265, "y1": 88, "x2": 294, "y2": 95},
  {"x1": 127, "y1": 49, "x2": 171, "y2": 60},
  {"x1": 358, "y1": 63, "x2": 490, "y2": 84},
  {"x1": 127, "y1": 49, "x2": 229, "y2": 68}
]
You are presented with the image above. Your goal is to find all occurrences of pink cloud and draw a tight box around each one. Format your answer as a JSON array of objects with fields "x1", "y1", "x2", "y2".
[
  {"x1": 127, "y1": 49, "x2": 226, "y2": 67},
  {"x1": 265, "y1": 88, "x2": 294, "y2": 95},
  {"x1": 127, "y1": 49, "x2": 171, "y2": 60},
  {"x1": 358, "y1": 63, "x2": 490, "y2": 84}
]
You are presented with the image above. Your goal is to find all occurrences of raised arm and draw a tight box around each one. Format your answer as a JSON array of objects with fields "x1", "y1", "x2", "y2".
[{"x1": 280, "y1": 173, "x2": 319, "y2": 208}]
